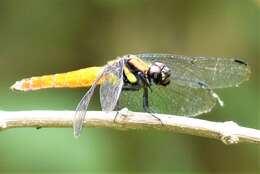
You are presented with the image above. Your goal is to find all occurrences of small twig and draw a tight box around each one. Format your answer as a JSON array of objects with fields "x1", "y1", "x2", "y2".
[{"x1": 0, "y1": 109, "x2": 259, "y2": 145}]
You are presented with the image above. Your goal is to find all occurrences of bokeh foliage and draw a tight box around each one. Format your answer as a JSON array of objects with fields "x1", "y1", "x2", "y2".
[{"x1": 0, "y1": 0, "x2": 259, "y2": 173}]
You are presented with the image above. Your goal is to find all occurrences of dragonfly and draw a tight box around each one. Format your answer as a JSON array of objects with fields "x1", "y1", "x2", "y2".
[{"x1": 11, "y1": 53, "x2": 251, "y2": 137}]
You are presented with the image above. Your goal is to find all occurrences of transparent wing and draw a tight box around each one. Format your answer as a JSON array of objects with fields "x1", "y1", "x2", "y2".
[
  {"x1": 73, "y1": 66, "x2": 107, "y2": 137},
  {"x1": 118, "y1": 81, "x2": 217, "y2": 116},
  {"x1": 136, "y1": 53, "x2": 251, "y2": 89},
  {"x1": 100, "y1": 59, "x2": 125, "y2": 111},
  {"x1": 73, "y1": 59, "x2": 125, "y2": 137}
]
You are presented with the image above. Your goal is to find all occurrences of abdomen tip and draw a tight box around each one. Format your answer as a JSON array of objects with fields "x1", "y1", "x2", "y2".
[{"x1": 10, "y1": 81, "x2": 23, "y2": 91}]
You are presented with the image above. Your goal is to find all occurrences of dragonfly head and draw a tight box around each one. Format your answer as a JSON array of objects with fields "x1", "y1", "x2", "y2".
[{"x1": 148, "y1": 62, "x2": 171, "y2": 86}]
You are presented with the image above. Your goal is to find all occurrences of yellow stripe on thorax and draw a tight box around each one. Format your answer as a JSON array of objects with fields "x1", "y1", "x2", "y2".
[
  {"x1": 123, "y1": 55, "x2": 150, "y2": 84},
  {"x1": 123, "y1": 66, "x2": 137, "y2": 83},
  {"x1": 128, "y1": 56, "x2": 149, "y2": 73}
]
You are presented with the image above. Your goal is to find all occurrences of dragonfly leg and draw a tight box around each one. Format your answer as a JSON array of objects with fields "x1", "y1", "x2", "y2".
[
  {"x1": 143, "y1": 86, "x2": 164, "y2": 126},
  {"x1": 122, "y1": 78, "x2": 142, "y2": 91},
  {"x1": 113, "y1": 108, "x2": 128, "y2": 123},
  {"x1": 113, "y1": 111, "x2": 120, "y2": 123},
  {"x1": 150, "y1": 112, "x2": 164, "y2": 126},
  {"x1": 138, "y1": 72, "x2": 152, "y2": 91},
  {"x1": 143, "y1": 86, "x2": 149, "y2": 111},
  {"x1": 114, "y1": 102, "x2": 123, "y2": 122}
]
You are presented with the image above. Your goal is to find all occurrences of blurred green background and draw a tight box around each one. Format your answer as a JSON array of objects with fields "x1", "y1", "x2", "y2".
[{"x1": 0, "y1": 0, "x2": 259, "y2": 173}]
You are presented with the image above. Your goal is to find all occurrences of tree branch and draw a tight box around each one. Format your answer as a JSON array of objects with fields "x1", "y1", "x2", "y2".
[{"x1": 0, "y1": 109, "x2": 259, "y2": 145}]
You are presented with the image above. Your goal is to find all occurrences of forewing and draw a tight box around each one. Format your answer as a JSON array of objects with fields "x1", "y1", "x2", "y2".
[
  {"x1": 73, "y1": 66, "x2": 106, "y2": 137},
  {"x1": 118, "y1": 81, "x2": 216, "y2": 116},
  {"x1": 136, "y1": 53, "x2": 251, "y2": 89},
  {"x1": 100, "y1": 59, "x2": 125, "y2": 111}
]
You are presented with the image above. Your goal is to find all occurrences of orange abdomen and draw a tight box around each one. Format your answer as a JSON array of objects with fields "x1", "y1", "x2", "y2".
[{"x1": 11, "y1": 67, "x2": 104, "y2": 91}]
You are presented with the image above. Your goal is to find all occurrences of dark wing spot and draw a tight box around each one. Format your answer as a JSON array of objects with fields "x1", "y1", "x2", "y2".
[{"x1": 234, "y1": 59, "x2": 247, "y2": 66}]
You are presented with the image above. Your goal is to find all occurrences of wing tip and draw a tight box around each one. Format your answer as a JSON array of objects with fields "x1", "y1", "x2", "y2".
[
  {"x1": 238, "y1": 59, "x2": 251, "y2": 82},
  {"x1": 232, "y1": 58, "x2": 251, "y2": 86},
  {"x1": 73, "y1": 125, "x2": 82, "y2": 138},
  {"x1": 74, "y1": 131, "x2": 81, "y2": 138}
]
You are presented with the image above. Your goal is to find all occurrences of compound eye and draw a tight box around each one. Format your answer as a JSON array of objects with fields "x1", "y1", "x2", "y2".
[
  {"x1": 160, "y1": 65, "x2": 171, "y2": 86},
  {"x1": 149, "y1": 62, "x2": 171, "y2": 86},
  {"x1": 162, "y1": 66, "x2": 170, "y2": 74}
]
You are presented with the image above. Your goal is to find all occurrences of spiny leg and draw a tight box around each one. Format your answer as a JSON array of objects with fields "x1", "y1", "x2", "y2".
[
  {"x1": 143, "y1": 86, "x2": 164, "y2": 126},
  {"x1": 113, "y1": 110, "x2": 120, "y2": 123}
]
